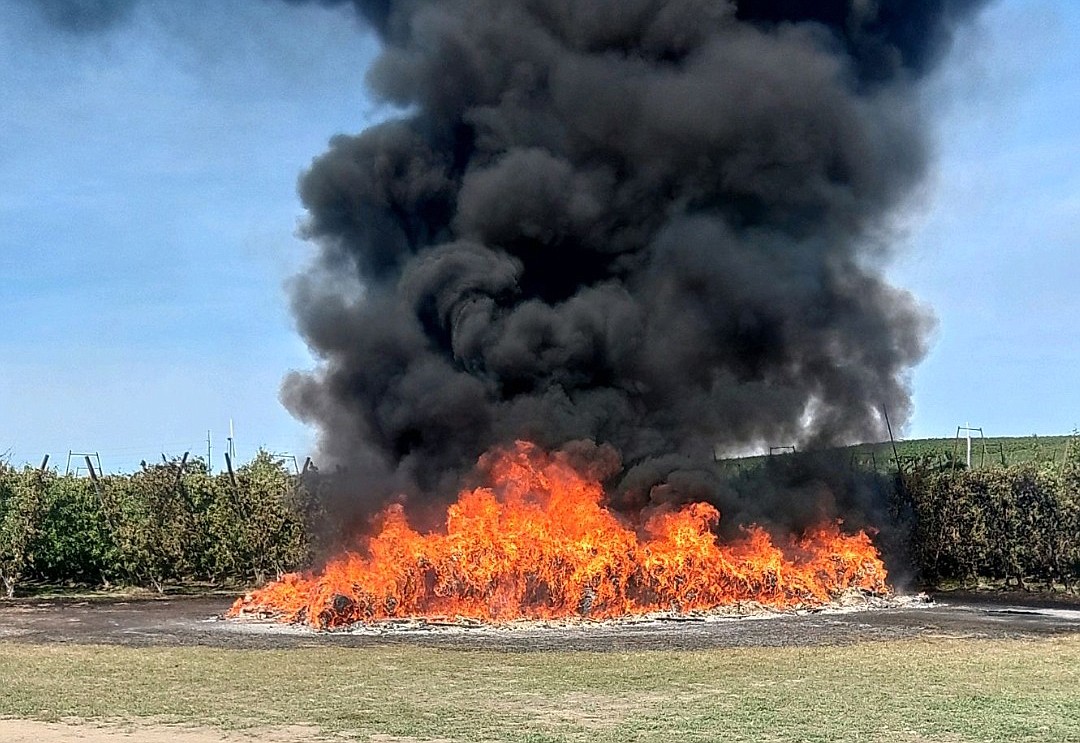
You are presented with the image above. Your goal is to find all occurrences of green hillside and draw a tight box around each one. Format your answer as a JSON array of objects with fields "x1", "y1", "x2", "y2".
[
  {"x1": 720, "y1": 435, "x2": 1075, "y2": 473},
  {"x1": 847, "y1": 435, "x2": 1073, "y2": 470}
]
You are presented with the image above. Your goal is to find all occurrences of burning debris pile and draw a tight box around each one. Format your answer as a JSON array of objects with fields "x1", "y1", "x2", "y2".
[
  {"x1": 233, "y1": 0, "x2": 986, "y2": 628},
  {"x1": 229, "y1": 442, "x2": 887, "y2": 629}
]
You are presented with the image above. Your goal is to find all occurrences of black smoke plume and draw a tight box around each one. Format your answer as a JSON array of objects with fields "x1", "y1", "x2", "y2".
[
  {"x1": 30, "y1": 0, "x2": 137, "y2": 34},
  {"x1": 285, "y1": 0, "x2": 987, "y2": 531}
]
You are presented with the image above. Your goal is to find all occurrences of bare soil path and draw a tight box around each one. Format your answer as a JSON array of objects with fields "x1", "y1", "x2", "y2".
[{"x1": 0, "y1": 720, "x2": 328, "y2": 743}]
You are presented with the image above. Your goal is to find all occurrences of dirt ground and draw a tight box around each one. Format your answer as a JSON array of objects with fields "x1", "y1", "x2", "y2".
[
  {"x1": 0, "y1": 720, "x2": 331, "y2": 743},
  {"x1": 0, "y1": 590, "x2": 1078, "y2": 651}
]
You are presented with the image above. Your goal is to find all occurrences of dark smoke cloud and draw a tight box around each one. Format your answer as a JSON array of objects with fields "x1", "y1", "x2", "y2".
[
  {"x1": 285, "y1": 0, "x2": 987, "y2": 526},
  {"x1": 27, "y1": 0, "x2": 986, "y2": 535},
  {"x1": 734, "y1": 1, "x2": 988, "y2": 84},
  {"x1": 31, "y1": 0, "x2": 137, "y2": 34}
]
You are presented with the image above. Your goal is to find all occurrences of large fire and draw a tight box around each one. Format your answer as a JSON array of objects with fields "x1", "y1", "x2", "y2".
[{"x1": 229, "y1": 442, "x2": 888, "y2": 629}]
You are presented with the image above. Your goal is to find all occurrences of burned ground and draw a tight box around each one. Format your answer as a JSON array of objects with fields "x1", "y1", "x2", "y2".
[{"x1": 1, "y1": 592, "x2": 1077, "y2": 652}]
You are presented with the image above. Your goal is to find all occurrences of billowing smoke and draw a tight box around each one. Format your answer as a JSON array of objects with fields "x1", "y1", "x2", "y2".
[
  {"x1": 285, "y1": 0, "x2": 986, "y2": 526},
  {"x1": 28, "y1": 0, "x2": 986, "y2": 533}
]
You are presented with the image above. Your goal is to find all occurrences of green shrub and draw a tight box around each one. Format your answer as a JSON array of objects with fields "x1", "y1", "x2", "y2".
[
  {"x1": 904, "y1": 452, "x2": 1080, "y2": 590},
  {"x1": 0, "y1": 466, "x2": 48, "y2": 596}
]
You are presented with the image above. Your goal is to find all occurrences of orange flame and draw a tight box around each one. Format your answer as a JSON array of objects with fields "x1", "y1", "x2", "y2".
[{"x1": 230, "y1": 442, "x2": 888, "y2": 628}]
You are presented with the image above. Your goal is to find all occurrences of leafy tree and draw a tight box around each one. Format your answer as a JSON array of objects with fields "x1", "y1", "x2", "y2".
[
  {"x1": 0, "y1": 466, "x2": 48, "y2": 596},
  {"x1": 33, "y1": 472, "x2": 116, "y2": 586}
]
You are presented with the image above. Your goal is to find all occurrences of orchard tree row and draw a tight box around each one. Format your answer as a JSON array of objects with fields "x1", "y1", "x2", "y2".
[
  {"x1": 2, "y1": 448, "x2": 1080, "y2": 596},
  {"x1": 899, "y1": 457, "x2": 1080, "y2": 590},
  {"x1": 0, "y1": 452, "x2": 314, "y2": 596}
]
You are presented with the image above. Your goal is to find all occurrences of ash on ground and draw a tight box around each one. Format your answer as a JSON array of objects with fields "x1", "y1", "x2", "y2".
[{"x1": 222, "y1": 590, "x2": 933, "y2": 637}]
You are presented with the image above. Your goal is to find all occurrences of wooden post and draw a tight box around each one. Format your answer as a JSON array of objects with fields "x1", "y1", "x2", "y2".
[
  {"x1": 85, "y1": 456, "x2": 117, "y2": 534},
  {"x1": 173, "y1": 451, "x2": 189, "y2": 490},
  {"x1": 85, "y1": 456, "x2": 99, "y2": 485},
  {"x1": 225, "y1": 452, "x2": 237, "y2": 488},
  {"x1": 882, "y1": 405, "x2": 902, "y2": 474}
]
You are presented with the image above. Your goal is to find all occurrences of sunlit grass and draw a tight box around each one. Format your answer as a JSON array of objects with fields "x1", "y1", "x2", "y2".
[{"x1": 1, "y1": 635, "x2": 1078, "y2": 741}]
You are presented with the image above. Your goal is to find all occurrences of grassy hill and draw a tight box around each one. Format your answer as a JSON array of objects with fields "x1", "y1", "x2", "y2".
[
  {"x1": 719, "y1": 435, "x2": 1075, "y2": 473},
  {"x1": 847, "y1": 434, "x2": 1073, "y2": 470}
]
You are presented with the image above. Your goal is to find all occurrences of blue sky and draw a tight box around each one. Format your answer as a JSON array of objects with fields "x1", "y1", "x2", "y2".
[
  {"x1": 2, "y1": 1, "x2": 380, "y2": 470},
  {"x1": 1, "y1": 0, "x2": 1077, "y2": 471},
  {"x1": 895, "y1": 0, "x2": 1080, "y2": 439}
]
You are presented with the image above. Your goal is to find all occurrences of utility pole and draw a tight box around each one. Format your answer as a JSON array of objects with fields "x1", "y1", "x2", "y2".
[
  {"x1": 954, "y1": 424, "x2": 985, "y2": 469},
  {"x1": 206, "y1": 429, "x2": 212, "y2": 472}
]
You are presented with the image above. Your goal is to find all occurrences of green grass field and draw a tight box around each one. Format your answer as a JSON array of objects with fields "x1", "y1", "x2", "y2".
[
  {"x1": 1, "y1": 636, "x2": 1078, "y2": 742},
  {"x1": 848, "y1": 435, "x2": 1074, "y2": 469},
  {"x1": 719, "y1": 434, "x2": 1075, "y2": 473}
]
